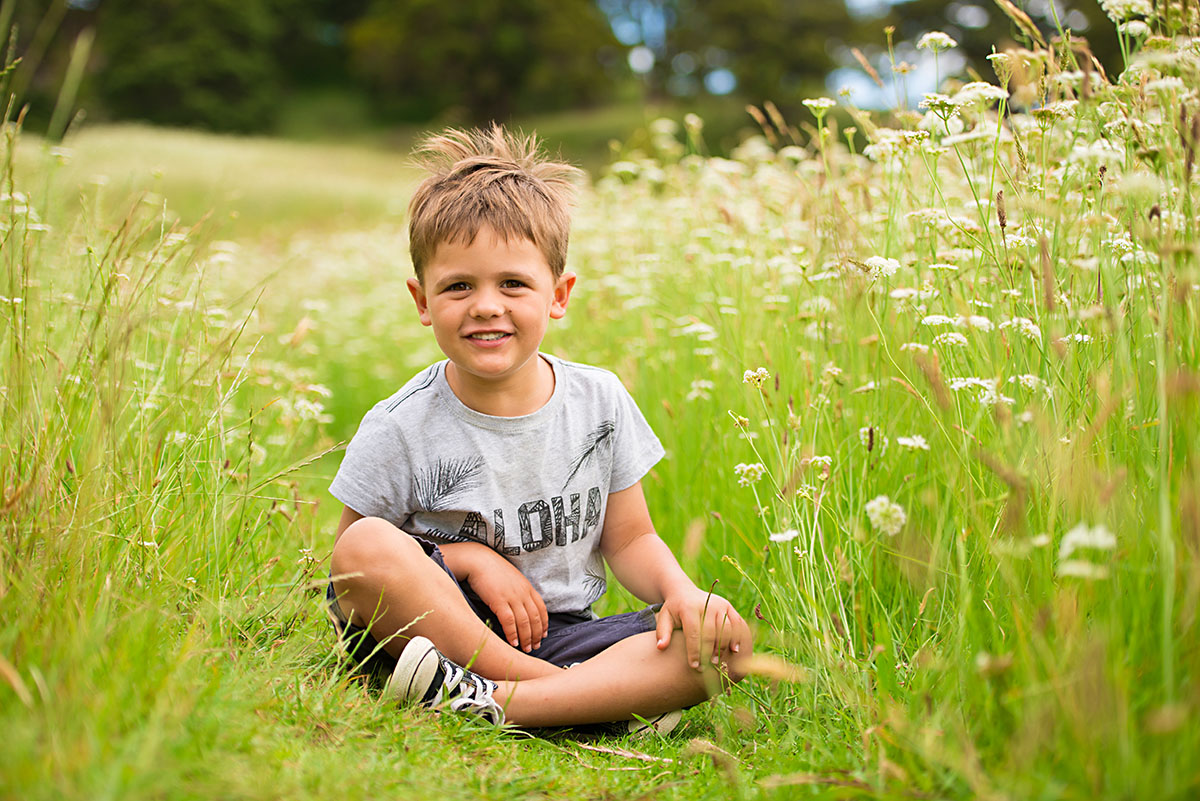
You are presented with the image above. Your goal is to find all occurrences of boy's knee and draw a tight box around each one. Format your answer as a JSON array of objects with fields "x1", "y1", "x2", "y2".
[{"x1": 331, "y1": 517, "x2": 425, "y2": 588}]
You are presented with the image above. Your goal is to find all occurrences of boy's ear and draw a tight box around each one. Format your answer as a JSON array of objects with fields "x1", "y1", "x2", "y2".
[
  {"x1": 406, "y1": 277, "x2": 433, "y2": 326},
  {"x1": 549, "y1": 271, "x2": 576, "y2": 320}
]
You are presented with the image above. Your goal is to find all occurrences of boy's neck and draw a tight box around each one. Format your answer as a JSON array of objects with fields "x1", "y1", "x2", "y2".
[{"x1": 445, "y1": 354, "x2": 556, "y2": 417}]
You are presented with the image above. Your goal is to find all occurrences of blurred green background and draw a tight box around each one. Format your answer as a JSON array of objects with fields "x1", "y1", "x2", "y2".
[{"x1": 5, "y1": 0, "x2": 1121, "y2": 166}]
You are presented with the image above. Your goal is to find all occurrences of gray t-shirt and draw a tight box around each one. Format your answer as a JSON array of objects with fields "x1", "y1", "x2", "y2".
[{"x1": 329, "y1": 354, "x2": 665, "y2": 614}]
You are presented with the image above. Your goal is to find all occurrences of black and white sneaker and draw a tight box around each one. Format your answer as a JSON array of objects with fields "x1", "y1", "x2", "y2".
[
  {"x1": 387, "y1": 636, "x2": 505, "y2": 725},
  {"x1": 624, "y1": 709, "x2": 683, "y2": 736}
]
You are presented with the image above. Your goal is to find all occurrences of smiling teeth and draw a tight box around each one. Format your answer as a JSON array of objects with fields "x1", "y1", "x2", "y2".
[{"x1": 472, "y1": 332, "x2": 507, "y2": 340}]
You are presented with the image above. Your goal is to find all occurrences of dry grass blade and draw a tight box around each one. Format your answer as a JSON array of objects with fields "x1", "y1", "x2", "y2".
[
  {"x1": 741, "y1": 653, "x2": 809, "y2": 683},
  {"x1": 992, "y1": 0, "x2": 1047, "y2": 47},
  {"x1": 574, "y1": 741, "x2": 673, "y2": 763},
  {"x1": 0, "y1": 654, "x2": 33, "y2": 708}
]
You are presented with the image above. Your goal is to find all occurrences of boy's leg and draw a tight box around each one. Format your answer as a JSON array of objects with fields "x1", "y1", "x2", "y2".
[
  {"x1": 489, "y1": 630, "x2": 750, "y2": 728},
  {"x1": 330, "y1": 516, "x2": 560, "y2": 681}
]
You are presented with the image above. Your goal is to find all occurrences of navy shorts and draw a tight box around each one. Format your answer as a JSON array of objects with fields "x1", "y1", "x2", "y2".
[{"x1": 326, "y1": 536, "x2": 658, "y2": 677}]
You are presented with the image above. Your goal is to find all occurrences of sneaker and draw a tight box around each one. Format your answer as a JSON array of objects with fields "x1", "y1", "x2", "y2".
[
  {"x1": 387, "y1": 636, "x2": 505, "y2": 725},
  {"x1": 616, "y1": 708, "x2": 683, "y2": 737},
  {"x1": 559, "y1": 708, "x2": 682, "y2": 739}
]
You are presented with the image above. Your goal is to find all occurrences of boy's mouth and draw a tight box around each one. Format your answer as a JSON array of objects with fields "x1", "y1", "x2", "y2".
[{"x1": 467, "y1": 332, "x2": 510, "y2": 341}]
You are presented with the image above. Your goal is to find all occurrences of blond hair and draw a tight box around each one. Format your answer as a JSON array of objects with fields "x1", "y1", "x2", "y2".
[{"x1": 407, "y1": 126, "x2": 581, "y2": 281}]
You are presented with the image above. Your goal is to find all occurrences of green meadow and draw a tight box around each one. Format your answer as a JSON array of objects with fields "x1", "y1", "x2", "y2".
[{"x1": 3, "y1": 12, "x2": 1200, "y2": 801}]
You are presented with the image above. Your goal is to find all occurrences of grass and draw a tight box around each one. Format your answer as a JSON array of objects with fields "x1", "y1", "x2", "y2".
[{"x1": 3, "y1": 9, "x2": 1200, "y2": 800}]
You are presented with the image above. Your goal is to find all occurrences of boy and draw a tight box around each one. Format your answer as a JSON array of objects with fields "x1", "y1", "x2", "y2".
[{"x1": 328, "y1": 126, "x2": 752, "y2": 730}]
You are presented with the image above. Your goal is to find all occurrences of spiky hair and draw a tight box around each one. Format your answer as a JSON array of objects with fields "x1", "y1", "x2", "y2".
[{"x1": 407, "y1": 125, "x2": 581, "y2": 280}]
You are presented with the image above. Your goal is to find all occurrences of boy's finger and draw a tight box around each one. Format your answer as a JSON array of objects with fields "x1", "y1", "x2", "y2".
[
  {"x1": 654, "y1": 609, "x2": 673, "y2": 650},
  {"x1": 533, "y1": 592, "x2": 549, "y2": 639},
  {"x1": 523, "y1": 597, "x2": 544, "y2": 649},
  {"x1": 495, "y1": 606, "x2": 519, "y2": 649},
  {"x1": 685, "y1": 620, "x2": 703, "y2": 670},
  {"x1": 514, "y1": 605, "x2": 533, "y2": 652}
]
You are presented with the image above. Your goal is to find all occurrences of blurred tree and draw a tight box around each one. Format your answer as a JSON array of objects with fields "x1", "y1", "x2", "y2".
[
  {"x1": 599, "y1": 0, "x2": 868, "y2": 112},
  {"x1": 91, "y1": 0, "x2": 284, "y2": 132},
  {"x1": 877, "y1": 0, "x2": 1123, "y2": 81},
  {"x1": 270, "y1": 0, "x2": 371, "y2": 88},
  {"x1": 347, "y1": 0, "x2": 622, "y2": 123},
  {"x1": 675, "y1": 0, "x2": 863, "y2": 105}
]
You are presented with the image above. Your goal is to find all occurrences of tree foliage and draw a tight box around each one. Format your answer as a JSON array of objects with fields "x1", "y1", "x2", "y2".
[
  {"x1": 347, "y1": 0, "x2": 622, "y2": 124},
  {"x1": 91, "y1": 0, "x2": 285, "y2": 132},
  {"x1": 673, "y1": 0, "x2": 864, "y2": 106}
]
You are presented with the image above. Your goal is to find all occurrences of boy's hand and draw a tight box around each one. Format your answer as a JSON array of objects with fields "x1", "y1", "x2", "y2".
[
  {"x1": 655, "y1": 586, "x2": 750, "y2": 671},
  {"x1": 464, "y1": 549, "x2": 549, "y2": 653}
]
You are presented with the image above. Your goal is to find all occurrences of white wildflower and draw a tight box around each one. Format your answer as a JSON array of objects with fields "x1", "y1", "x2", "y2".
[
  {"x1": 953, "y1": 81, "x2": 1008, "y2": 106},
  {"x1": 770, "y1": 528, "x2": 801, "y2": 543},
  {"x1": 865, "y1": 256, "x2": 901, "y2": 279},
  {"x1": 1118, "y1": 19, "x2": 1151, "y2": 37},
  {"x1": 801, "y1": 296, "x2": 835, "y2": 314},
  {"x1": 734, "y1": 462, "x2": 766, "y2": 486},
  {"x1": 808, "y1": 455, "x2": 833, "y2": 468},
  {"x1": 687, "y1": 379, "x2": 715, "y2": 401},
  {"x1": 919, "y1": 93, "x2": 960, "y2": 116},
  {"x1": 897, "y1": 435, "x2": 930, "y2": 451},
  {"x1": 803, "y1": 97, "x2": 837, "y2": 113},
  {"x1": 1009, "y1": 374, "x2": 1048, "y2": 393},
  {"x1": 1056, "y1": 333, "x2": 1094, "y2": 344},
  {"x1": 900, "y1": 342, "x2": 931, "y2": 354},
  {"x1": 933, "y1": 332, "x2": 968, "y2": 347},
  {"x1": 865, "y1": 495, "x2": 907, "y2": 536},
  {"x1": 921, "y1": 314, "x2": 957, "y2": 327},
  {"x1": 1146, "y1": 76, "x2": 1186, "y2": 93},
  {"x1": 949, "y1": 377, "x2": 994, "y2": 392},
  {"x1": 1100, "y1": 0, "x2": 1152, "y2": 22},
  {"x1": 674, "y1": 319, "x2": 718, "y2": 341},
  {"x1": 1058, "y1": 522, "x2": 1117, "y2": 560},
  {"x1": 294, "y1": 398, "x2": 328, "y2": 422},
  {"x1": 743, "y1": 367, "x2": 771, "y2": 387},
  {"x1": 1000, "y1": 317, "x2": 1042, "y2": 341},
  {"x1": 959, "y1": 314, "x2": 994, "y2": 331},
  {"x1": 917, "y1": 31, "x2": 958, "y2": 51},
  {"x1": 978, "y1": 386, "x2": 1016, "y2": 407},
  {"x1": 928, "y1": 262, "x2": 959, "y2": 271}
]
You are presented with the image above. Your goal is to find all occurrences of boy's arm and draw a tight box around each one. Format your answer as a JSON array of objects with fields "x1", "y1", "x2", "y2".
[
  {"x1": 333, "y1": 504, "x2": 548, "y2": 652},
  {"x1": 600, "y1": 483, "x2": 751, "y2": 670},
  {"x1": 440, "y1": 542, "x2": 549, "y2": 653}
]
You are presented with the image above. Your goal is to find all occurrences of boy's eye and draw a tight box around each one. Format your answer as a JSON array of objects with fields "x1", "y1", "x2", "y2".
[
  {"x1": 501, "y1": 279, "x2": 526, "y2": 289},
  {"x1": 444, "y1": 282, "x2": 470, "y2": 292}
]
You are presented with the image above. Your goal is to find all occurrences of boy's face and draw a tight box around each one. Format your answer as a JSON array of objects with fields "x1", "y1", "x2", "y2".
[{"x1": 407, "y1": 227, "x2": 574, "y2": 397}]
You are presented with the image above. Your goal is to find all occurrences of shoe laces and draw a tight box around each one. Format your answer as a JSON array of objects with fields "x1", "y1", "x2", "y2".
[{"x1": 437, "y1": 659, "x2": 504, "y2": 725}]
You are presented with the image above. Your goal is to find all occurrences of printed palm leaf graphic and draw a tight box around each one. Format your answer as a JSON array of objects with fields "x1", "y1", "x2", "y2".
[
  {"x1": 426, "y1": 526, "x2": 470, "y2": 543},
  {"x1": 562, "y1": 420, "x2": 615, "y2": 490},
  {"x1": 582, "y1": 552, "x2": 608, "y2": 606},
  {"x1": 414, "y1": 456, "x2": 484, "y2": 511}
]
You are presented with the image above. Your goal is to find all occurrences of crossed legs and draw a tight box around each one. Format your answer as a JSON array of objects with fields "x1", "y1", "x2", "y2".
[{"x1": 330, "y1": 517, "x2": 744, "y2": 727}]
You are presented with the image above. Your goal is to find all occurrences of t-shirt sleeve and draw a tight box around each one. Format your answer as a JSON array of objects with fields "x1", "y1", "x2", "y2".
[
  {"x1": 609, "y1": 379, "x2": 666, "y2": 492},
  {"x1": 328, "y1": 405, "x2": 414, "y2": 525}
]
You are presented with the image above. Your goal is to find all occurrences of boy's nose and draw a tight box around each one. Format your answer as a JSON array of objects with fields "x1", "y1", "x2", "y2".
[{"x1": 469, "y1": 289, "x2": 505, "y2": 318}]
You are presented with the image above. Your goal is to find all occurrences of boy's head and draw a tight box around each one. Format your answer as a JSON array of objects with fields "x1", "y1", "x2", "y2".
[{"x1": 407, "y1": 126, "x2": 581, "y2": 284}]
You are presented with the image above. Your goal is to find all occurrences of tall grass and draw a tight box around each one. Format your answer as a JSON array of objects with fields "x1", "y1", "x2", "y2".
[
  {"x1": 2, "y1": 7, "x2": 1199, "y2": 800},
  {"x1": 570, "y1": 9, "x2": 1200, "y2": 796}
]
